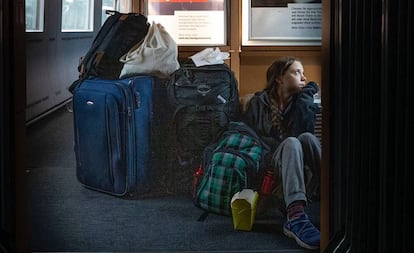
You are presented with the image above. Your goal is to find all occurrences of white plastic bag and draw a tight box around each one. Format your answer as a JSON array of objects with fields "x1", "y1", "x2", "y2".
[
  {"x1": 119, "y1": 21, "x2": 180, "y2": 78},
  {"x1": 189, "y1": 47, "x2": 230, "y2": 67}
]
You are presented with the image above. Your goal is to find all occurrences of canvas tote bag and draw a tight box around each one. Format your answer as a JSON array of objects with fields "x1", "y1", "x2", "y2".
[{"x1": 119, "y1": 21, "x2": 180, "y2": 78}]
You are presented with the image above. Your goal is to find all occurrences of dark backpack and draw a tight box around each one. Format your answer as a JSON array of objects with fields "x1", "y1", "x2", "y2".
[
  {"x1": 194, "y1": 121, "x2": 263, "y2": 217},
  {"x1": 69, "y1": 10, "x2": 149, "y2": 93},
  {"x1": 167, "y1": 62, "x2": 241, "y2": 166}
]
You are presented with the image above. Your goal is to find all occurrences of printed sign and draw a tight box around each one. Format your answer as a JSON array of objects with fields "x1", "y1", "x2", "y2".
[
  {"x1": 243, "y1": 0, "x2": 322, "y2": 45},
  {"x1": 147, "y1": 0, "x2": 226, "y2": 45}
]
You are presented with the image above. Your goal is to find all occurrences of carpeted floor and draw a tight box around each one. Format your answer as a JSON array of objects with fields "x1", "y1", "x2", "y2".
[{"x1": 26, "y1": 105, "x2": 319, "y2": 252}]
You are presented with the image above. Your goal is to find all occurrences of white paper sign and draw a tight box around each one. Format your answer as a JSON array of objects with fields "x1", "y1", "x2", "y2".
[{"x1": 175, "y1": 11, "x2": 225, "y2": 45}]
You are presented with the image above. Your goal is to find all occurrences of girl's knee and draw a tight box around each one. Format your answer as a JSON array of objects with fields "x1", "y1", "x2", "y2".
[
  {"x1": 298, "y1": 132, "x2": 319, "y2": 145},
  {"x1": 283, "y1": 137, "x2": 302, "y2": 150}
]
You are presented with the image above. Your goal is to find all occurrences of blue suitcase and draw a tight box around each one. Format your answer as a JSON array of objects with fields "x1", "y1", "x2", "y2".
[{"x1": 72, "y1": 75, "x2": 153, "y2": 197}]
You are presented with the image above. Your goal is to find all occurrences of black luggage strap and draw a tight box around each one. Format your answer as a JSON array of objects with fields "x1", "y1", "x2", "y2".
[
  {"x1": 192, "y1": 105, "x2": 215, "y2": 112},
  {"x1": 197, "y1": 211, "x2": 210, "y2": 222}
]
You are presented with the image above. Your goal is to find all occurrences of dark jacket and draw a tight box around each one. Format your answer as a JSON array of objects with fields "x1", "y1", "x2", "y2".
[{"x1": 243, "y1": 81, "x2": 320, "y2": 165}]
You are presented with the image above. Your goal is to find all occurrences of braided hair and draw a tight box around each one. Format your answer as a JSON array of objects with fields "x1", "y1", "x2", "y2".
[{"x1": 266, "y1": 57, "x2": 300, "y2": 135}]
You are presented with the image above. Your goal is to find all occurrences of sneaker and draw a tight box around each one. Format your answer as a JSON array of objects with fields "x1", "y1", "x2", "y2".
[{"x1": 283, "y1": 213, "x2": 320, "y2": 250}]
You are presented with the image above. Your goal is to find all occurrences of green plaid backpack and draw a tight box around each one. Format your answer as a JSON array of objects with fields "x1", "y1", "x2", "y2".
[{"x1": 194, "y1": 121, "x2": 263, "y2": 218}]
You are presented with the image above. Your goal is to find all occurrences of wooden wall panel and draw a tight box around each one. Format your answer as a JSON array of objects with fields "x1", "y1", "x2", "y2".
[{"x1": 239, "y1": 47, "x2": 322, "y2": 96}]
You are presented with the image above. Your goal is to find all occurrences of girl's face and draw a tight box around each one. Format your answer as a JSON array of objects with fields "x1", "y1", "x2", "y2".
[{"x1": 278, "y1": 61, "x2": 307, "y2": 94}]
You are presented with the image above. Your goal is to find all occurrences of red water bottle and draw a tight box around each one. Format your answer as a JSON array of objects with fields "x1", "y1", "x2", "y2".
[
  {"x1": 260, "y1": 170, "x2": 275, "y2": 196},
  {"x1": 192, "y1": 165, "x2": 204, "y2": 198},
  {"x1": 257, "y1": 170, "x2": 275, "y2": 213}
]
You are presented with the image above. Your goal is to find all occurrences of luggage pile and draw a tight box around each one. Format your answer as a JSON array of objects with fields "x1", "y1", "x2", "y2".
[
  {"x1": 70, "y1": 11, "x2": 175, "y2": 198},
  {"x1": 70, "y1": 10, "x2": 245, "y2": 200}
]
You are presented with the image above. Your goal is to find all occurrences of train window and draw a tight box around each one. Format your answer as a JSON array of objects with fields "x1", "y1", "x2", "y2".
[
  {"x1": 102, "y1": 0, "x2": 116, "y2": 24},
  {"x1": 145, "y1": 0, "x2": 227, "y2": 46},
  {"x1": 61, "y1": 0, "x2": 94, "y2": 32},
  {"x1": 25, "y1": 0, "x2": 44, "y2": 32},
  {"x1": 101, "y1": 0, "x2": 133, "y2": 25},
  {"x1": 117, "y1": 0, "x2": 133, "y2": 13}
]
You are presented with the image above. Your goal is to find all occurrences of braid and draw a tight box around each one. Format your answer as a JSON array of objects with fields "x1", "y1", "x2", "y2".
[
  {"x1": 266, "y1": 57, "x2": 299, "y2": 137},
  {"x1": 269, "y1": 87, "x2": 284, "y2": 135}
]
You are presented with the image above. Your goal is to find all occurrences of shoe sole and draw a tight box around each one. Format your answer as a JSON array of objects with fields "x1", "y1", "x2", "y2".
[{"x1": 283, "y1": 227, "x2": 319, "y2": 250}]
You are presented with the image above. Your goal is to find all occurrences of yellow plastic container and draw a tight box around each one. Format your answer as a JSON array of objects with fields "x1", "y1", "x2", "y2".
[{"x1": 231, "y1": 189, "x2": 259, "y2": 231}]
